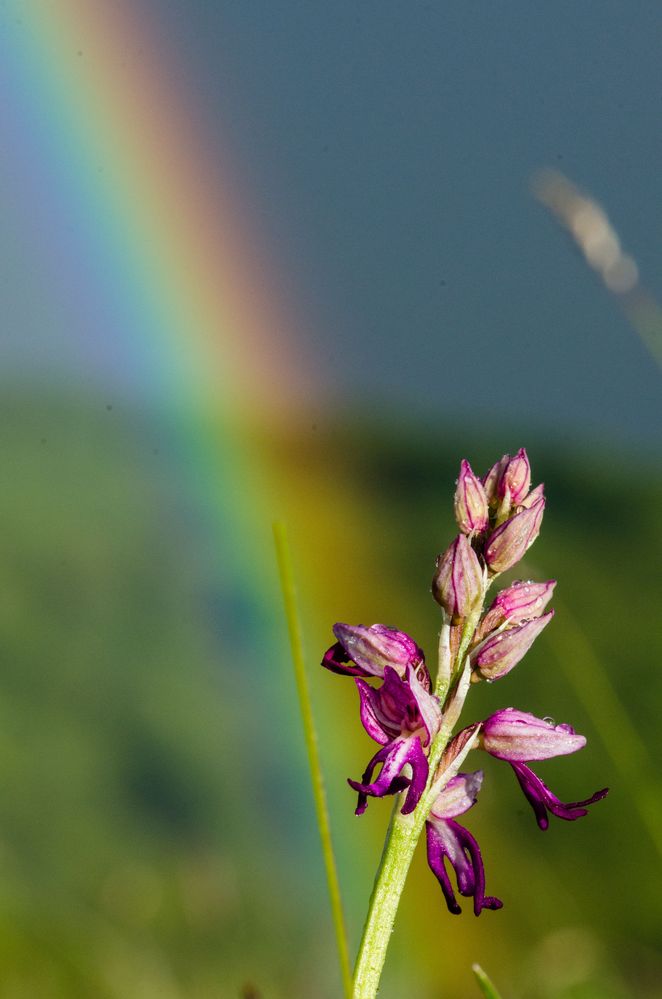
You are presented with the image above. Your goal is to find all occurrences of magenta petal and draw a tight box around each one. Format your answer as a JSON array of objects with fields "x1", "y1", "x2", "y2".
[
  {"x1": 426, "y1": 817, "x2": 502, "y2": 916},
  {"x1": 510, "y1": 761, "x2": 609, "y2": 830},
  {"x1": 322, "y1": 641, "x2": 368, "y2": 677},
  {"x1": 404, "y1": 664, "x2": 442, "y2": 745},
  {"x1": 426, "y1": 821, "x2": 462, "y2": 914},
  {"x1": 354, "y1": 678, "x2": 391, "y2": 745},
  {"x1": 348, "y1": 736, "x2": 428, "y2": 816}
]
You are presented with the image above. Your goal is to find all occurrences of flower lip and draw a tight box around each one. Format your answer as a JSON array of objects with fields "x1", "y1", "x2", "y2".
[
  {"x1": 348, "y1": 734, "x2": 429, "y2": 816},
  {"x1": 426, "y1": 815, "x2": 502, "y2": 916},
  {"x1": 510, "y1": 762, "x2": 609, "y2": 830}
]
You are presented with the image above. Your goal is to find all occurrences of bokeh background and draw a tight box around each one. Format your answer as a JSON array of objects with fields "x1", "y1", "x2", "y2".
[{"x1": 0, "y1": 3, "x2": 661, "y2": 997}]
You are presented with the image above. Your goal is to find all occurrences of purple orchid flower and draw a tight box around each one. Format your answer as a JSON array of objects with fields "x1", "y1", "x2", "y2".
[
  {"x1": 482, "y1": 708, "x2": 609, "y2": 830},
  {"x1": 322, "y1": 623, "x2": 429, "y2": 688},
  {"x1": 348, "y1": 665, "x2": 442, "y2": 816},
  {"x1": 426, "y1": 772, "x2": 502, "y2": 916}
]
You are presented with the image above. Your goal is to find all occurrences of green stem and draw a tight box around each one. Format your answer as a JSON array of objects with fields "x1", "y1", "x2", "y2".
[
  {"x1": 273, "y1": 523, "x2": 353, "y2": 999},
  {"x1": 352, "y1": 664, "x2": 476, "y2": 998},
  {"x1": 352, "y1": 802, "x2": 422, "y2": 999}
]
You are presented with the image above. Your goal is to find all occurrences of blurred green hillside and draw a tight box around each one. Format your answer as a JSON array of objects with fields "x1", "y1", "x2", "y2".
[{"x1": 0, "y1": 392, "x2": 660, "y2": 999}]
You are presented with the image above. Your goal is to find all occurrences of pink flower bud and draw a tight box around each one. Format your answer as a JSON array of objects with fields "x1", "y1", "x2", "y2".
[
  {"x1": 490, "y1": 579, "x2": 556, "y2": 624},
  {"x1": 454, "y1": 459, "x2": 489, "y2": 535},
  {"x1": 519, "y1": 482, "x2": 544, "y2": 509},
  {"x1": 471, "y1": 611, "x2": 553, "y2": 680},
  {"x1": 432, "y1": 534, "x2": 483, "y2": 621},
  {"x1": 482, "y1": 455, "x2": 509, "y2": 505},
  {"x1": 499, "y1": 448, "x2": 531, "y2": 506},
  {"x1": 482, "y1": 708, "x2": 586, "y2": 761},
  {"x1": 484, "y1": 494, "x2": 545, "y2": 573}
]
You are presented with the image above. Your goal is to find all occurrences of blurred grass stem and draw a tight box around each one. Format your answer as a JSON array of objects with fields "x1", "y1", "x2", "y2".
[
  {"x1": 472, "y1": 963, "x2": 504, "y2": 998},
  {"x1": 273, "y1": 523, "x2": 353, "y2": 999}
]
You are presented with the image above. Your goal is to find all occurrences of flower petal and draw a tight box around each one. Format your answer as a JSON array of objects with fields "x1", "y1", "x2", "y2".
[
  {"x1": 354, "y1": 678, "x2": 391, "y2": 745},
  {"x1": 404, "y1": 664, "x2": 442, "y2": 745},
  {"x1": 426, "y1": 817, "x2": 502, "y2": 916},
  {"x1": 332, "y1": 623, "x2": 426, "y2": 680},
  {"x1": 322, "y1": 640, "x2": 368, "y2": 677},
  {"x1": 348, "y1": 736, "x2": 428, "y2": 816},
  {"x1": 429, "y1": 771, "x2": 484, "y2": 820},
  {"x1": 510, "y1": 761, "x2": 609, "y2": 830}
]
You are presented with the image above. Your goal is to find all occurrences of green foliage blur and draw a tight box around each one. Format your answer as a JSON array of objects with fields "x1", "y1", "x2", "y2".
[{"x1": 0, "y1": 392, "x2": 660, "y2": 998}]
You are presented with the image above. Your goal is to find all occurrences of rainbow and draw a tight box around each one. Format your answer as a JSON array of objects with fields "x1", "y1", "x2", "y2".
[
  {"x1": 1, "y1": 2, "x2": 385, "y2": 781},
  {"x1": 0, "y1": 1, "x2": 334, "y2": 663}
]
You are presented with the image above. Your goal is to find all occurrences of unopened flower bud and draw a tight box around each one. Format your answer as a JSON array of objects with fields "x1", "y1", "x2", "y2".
[
  {"x1": 471, "y1": 611, "x2": 553, "y2": 680},
  {"x1": 481, "y1": 708, "x2": 586, "y2": 761},
  {"x1": 484, "y1": 494, "x2": 545, "y2": 573},
  {"x1": 499, "y1": 448, "x2": 531, "y2": 506},
  {"x1": 454, "y1": 459, "x2": 489, "y2": 535},
  {"x1": 432, "y1": 535, "x2": 483, "y2": 621},
  {"x1": 520, "y1": 482, "x2": 544, "y2": 509},
  {"x1": 482, "y1": 455, "x2": 509, "y2": 506},
  {"x1": 490, "y1": 579, "x2": 556, "y2": 624},
  {"x1": 477, "y1": 579, "x2": 555, "y2": 637}
]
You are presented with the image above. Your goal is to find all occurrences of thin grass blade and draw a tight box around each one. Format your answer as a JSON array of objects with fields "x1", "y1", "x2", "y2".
[
  {"x1": 472, "y1": 963, "x2": 504, "y2": 999},
  {"x1": 273, "y1": 522, "x2": 353, "y2": 999}
]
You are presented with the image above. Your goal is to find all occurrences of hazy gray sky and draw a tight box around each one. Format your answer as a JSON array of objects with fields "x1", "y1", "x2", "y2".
[
  {"x1": 146, "y1": 1, "x2": 661, "y2": 449},
  {"x1": 2, "y1": 2, "x2": 660, "y2": 452}
]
